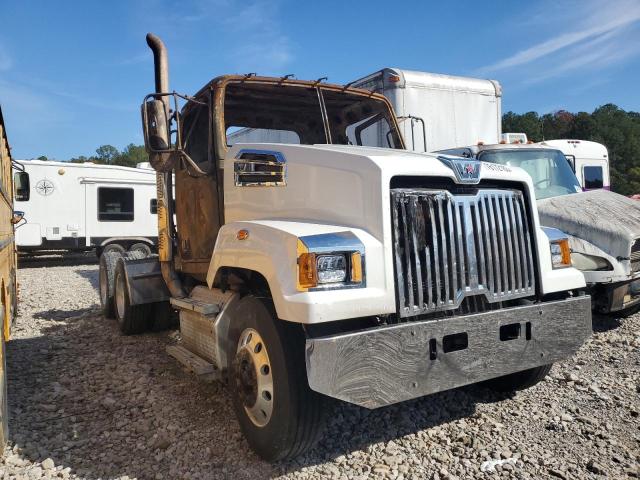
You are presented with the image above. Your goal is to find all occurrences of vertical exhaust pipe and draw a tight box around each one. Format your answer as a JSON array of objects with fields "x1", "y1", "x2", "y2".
[{"x1": 145, "y1": 33, "x2": 185, "y2": 298}]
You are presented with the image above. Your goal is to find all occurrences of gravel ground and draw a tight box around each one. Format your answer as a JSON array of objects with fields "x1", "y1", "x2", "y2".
[{"x1": 1, "y1": 258, "x2": 639, "y2": 479}]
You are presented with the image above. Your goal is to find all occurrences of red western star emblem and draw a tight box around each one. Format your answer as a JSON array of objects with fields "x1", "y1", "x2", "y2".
[{"x1": 464, "y1": 163, "x2": 475, "y2": 174}]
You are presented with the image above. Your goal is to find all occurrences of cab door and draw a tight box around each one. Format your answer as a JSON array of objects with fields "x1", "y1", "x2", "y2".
[{"x1": 174, "y1": 92, "x2": 222, "y2": 278}]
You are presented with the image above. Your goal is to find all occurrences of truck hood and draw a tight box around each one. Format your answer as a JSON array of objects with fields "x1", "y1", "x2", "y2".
[{"x1": 537, "y1": 189, "x2": 640, "y2": 260}]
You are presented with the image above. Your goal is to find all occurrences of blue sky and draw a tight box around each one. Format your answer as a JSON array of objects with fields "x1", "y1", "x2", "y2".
[{"x1": 1, "y1": 0, "x2": 639, "y2": 159}]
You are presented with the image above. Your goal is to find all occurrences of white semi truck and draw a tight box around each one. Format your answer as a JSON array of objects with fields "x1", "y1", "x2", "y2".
[{"x1": 101, "y1": 35, "x2": 591, "y2": 461}]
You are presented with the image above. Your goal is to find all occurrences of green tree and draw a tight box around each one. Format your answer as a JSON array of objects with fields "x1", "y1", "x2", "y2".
[
  {"x1": 37, "y1": 155, "x2": 48, "y2": 160},
  {"x1": 95, "y1": 145, "x2": 120, "y2": 165},
  {"x1": 503, "y1": 111, "x2": 543, "y2": 141},
  {"x1": 114, "y1": 144, "x2": 148, "y2": 167}
]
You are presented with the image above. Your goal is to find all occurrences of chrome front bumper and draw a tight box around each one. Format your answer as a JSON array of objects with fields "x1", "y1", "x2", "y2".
[{"x1": 305, "y1": 296, "x2": 591, "y2": 408}]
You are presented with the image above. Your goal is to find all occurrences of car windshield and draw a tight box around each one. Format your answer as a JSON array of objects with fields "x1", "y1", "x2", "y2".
[
  {"x1": 224, "y1": 82, "x2": 403, "y2": 149},
  {"x1": 479, "y1": 149, "x2": 582, "y2": 200}
]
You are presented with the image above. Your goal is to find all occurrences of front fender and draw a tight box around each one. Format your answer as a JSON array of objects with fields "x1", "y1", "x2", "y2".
[{"x1": 207, "y1": 220, "x2": 393, "y2": 323}]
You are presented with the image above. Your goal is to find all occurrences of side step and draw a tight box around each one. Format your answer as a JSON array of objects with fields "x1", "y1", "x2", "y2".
[
  {"x1": 170, "y1": 297, "x2": 220, "y2": 316},
  {"x1": 166, "y1": 345, "x2": 221, "y2": 382}
]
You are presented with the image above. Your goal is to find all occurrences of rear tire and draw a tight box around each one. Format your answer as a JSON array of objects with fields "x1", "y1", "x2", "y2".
[
  {"x1": 228, "y1": 295, "x2": 326, "y2": 461},
  {"x1": 99, "y1": 251, "x2": 122, "y2": 318},
  {"x1": 484, "y1": 364, "x2": 553, "y2": 392},
  {"x1": 151, "y1": 301, "x2": 178, "y2": 331},
  {"x1": 99, "y1": 243, "x2": 126, "y2": 259},
  {"x1": 130, "y1": 242, "x2": 152, "y2": 257},
  {"x1": 113, "y1": 261, "x2": 152, "y2": 335}
]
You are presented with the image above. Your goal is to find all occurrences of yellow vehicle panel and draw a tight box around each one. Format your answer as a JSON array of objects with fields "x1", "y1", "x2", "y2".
[{"x1": 0, "y1": 105, "x2": 18, "y2": 452}]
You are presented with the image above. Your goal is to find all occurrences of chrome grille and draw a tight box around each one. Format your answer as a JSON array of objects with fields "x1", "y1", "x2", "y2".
[{"x1": 392, "y1": 188, "x2": 536, "y2": 318}]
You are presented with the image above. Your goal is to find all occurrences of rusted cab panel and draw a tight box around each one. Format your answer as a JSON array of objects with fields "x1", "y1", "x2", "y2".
[{"x1": 0, "y1": 105, "x2": 18, "y2": 452}]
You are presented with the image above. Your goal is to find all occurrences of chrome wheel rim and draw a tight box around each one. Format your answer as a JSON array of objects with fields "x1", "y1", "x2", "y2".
[
  {"x1": 234, "y1": 328, "x2": 273, "y2": 427},
  {"x1": 115, "y1": 272, "x2": 126, "y2": 320}
]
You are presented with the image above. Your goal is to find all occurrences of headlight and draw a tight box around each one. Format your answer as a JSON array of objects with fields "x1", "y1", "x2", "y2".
[
  {"x1": 550, "y1": 240, "x2": 571, "y2": 268},
  {"x1": 542, "y1": 227, "x2": 572, "y2": 269},
  {"x1": 316, "y1": 254, "x2": 347, "y2": 283},
  {"x1": 297, "y1": 234, "x2": 364, "y2": 291}
]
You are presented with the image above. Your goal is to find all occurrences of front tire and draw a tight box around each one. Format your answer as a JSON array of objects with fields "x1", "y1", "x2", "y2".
[
  {"x1": 484, "y1": 364, "x2": 553, "y2": 392},
  {"x1": 228, "y1": 295, "x2": 326, "y2": 461},
  {"x1": 113, "y1": 261, "x2": 152, "y2": 335}
]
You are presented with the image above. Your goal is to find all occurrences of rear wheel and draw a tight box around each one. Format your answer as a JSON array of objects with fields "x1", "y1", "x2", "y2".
[
  {"x1": 228, "y1": 295, "x2": 326, "y2": 461},
  {"x1": 151, "y1": 301, "x2": 178, "y2": 331},
  {"x1": 114, "y1": 261, "x2": 152, "y2": 335},
  {"x1": 99, "y1": 251, "x2": 122, "y2": 318},
  {"x1": 129, "y1": 242, "x2": 152, "y2": 257},
  {"x1": 99, "y1": 243, "x2": 126, "y2": 258},
  {"x1": 484, "y1": 364, "x2": 553, "y2": 392}
]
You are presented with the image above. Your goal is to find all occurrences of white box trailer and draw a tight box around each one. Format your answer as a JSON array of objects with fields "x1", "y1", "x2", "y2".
[
  {"x1": 349, "y1": 68, "x2": 502, "y2": 152},
  {"x1": 13, "y1": 160, "x2": 159, "y2": 256}
]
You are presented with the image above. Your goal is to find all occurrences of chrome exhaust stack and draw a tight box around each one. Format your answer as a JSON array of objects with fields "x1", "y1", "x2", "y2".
[{"x1": 145, "y1": 33, "x2": 185, "y2": 298}]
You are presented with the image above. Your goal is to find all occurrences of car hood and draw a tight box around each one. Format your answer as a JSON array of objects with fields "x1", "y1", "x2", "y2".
[{"x1": 537, "y1": 189, "x2": 640, "y2": 259}]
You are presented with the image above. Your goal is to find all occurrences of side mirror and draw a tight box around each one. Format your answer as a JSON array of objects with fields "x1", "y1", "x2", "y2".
[
  {"x1": 141, "y1": 95, "x2": 178, "y2": 172},
  {"x1": 143, "y1": 98, "x2": 170, "y2": 151},
  {"x1": 11, "y1": 211, "x2": 24, "y2": 225}
]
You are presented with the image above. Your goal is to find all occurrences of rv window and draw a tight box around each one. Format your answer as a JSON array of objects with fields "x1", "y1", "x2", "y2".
[
  {"x1": 14, "y1": 172, "x2": 30, "y2": 201},
  {"x1": 98, "y1": 187, "x2": 134, "y2": 222},
  {"x1": 583, "y1": 166, "x2": 603, "y2": 189}
]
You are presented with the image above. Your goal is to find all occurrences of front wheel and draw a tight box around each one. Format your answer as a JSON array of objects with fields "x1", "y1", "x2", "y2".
[
  {"x1": 228, "y1": 295, "x2": 326, "y2": 461},
  {"x1": 484, "y1": 364, "x2": 553, "y2": 392}
]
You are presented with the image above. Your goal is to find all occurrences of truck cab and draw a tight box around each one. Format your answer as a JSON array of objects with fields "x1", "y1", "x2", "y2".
[{"x1": 99, "y1": 34, "x2": 592, "y2": 461}]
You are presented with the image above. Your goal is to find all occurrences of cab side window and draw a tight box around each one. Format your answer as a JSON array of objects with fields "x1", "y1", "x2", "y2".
[
  {"x1": 181, "y1": 100, "x2": 210, "y2": 170},
  {"x1": 583, "y1": 166, "x2": 603, "y2": 189}
]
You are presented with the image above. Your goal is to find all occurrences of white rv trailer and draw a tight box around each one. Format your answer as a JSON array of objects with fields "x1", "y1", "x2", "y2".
[
  {"x1": 539, "y1": 139, "x2": 610, "y2": 190},
  {"x1": 13, "y1": 160, "x2": 159, "y2": 256}
]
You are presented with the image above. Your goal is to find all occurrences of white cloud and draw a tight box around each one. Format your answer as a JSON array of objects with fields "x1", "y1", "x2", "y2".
[{"x1": 478, "y1": 0, "x2": 640, "y2": 77}]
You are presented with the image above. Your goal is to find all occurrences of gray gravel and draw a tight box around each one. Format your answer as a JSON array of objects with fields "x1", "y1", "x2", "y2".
[{"x1": 1, "y1": 259, "x2": 639, "y2": 479}]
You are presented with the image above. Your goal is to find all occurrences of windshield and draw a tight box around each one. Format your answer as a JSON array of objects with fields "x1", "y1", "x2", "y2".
[
  {"x1": 479, "y1": 149, "x2": 582, "y2": 200},
  {"x1": 224, "y1": 82, "x2": 403, "y2": 149}
]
